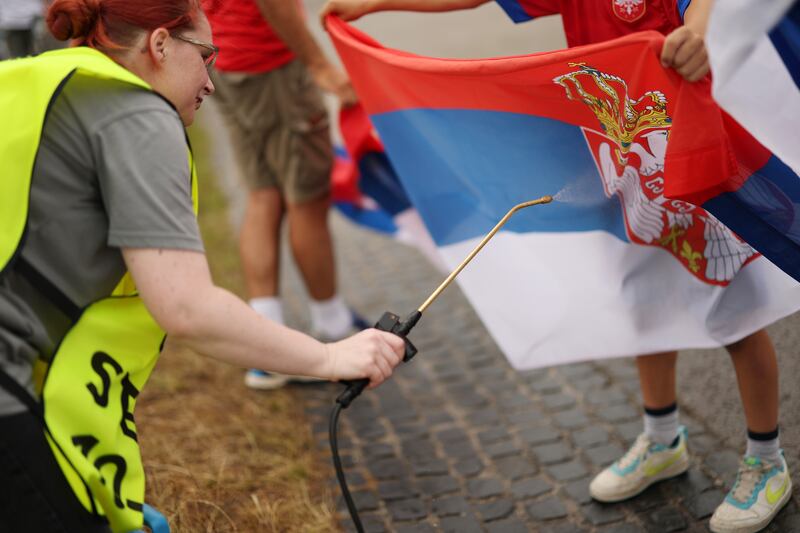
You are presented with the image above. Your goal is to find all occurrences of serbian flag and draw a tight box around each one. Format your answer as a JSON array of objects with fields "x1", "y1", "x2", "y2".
[
  {"x1": 327, "y1": 17, "x2": 800, "y2": 369},
  {"x1": 331, "y1": 104, "x2": 443, "y2": 267},
  {"x1": 687, "y1": 0, "x2": 800, "y2": 281}
]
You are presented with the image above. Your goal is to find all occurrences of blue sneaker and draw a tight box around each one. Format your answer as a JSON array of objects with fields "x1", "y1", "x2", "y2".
[
  {"x1": 244, "y1": 369, "x2": 290, "y2": 390},
  {"x1": 709, "y1": 453, "x2": 792, "y2": 533},
  {"x1": 589, "y1": 426, "x2": 690, "y2": 502},
  {"x1": 142, "y1": 503, "x2": 170, "y2": 533}
]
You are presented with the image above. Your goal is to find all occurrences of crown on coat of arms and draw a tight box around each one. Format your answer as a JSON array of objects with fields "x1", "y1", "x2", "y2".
[{"x1": 553, "y1": 63, "x2": 671, "y2": 162}]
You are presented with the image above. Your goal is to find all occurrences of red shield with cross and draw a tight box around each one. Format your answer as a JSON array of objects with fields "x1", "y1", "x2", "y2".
[{"x1": 612, "y1": 0, "x2": 646, "y2": 22}]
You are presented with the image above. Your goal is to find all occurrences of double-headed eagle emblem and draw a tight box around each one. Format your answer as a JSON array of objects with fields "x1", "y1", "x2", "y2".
[
  {"x1": 553, "y1": 64, "x2": 755, "y2": 284},
  {"x1": 612, "y1": 0, "x2": 646, "y2": 22}
]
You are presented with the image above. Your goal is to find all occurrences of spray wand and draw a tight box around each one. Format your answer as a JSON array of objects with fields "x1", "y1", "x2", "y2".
[{"x1": 329, "y1": 195, "x2": 553, "y2": 532}]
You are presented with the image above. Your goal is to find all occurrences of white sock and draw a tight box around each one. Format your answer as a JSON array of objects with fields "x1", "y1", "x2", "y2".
[
  {"x1": 746, "y1": 430, "x2": 781, "y2": 463},
  {"x1": 250, "y1": 296, "x2": 284, "y2": 324},
  {"x1": 643, "y1": 406, "x2": 680, "y2": 446},
  {"x1": 309, "y1": 295, "x2": 351, "y2": 340}
]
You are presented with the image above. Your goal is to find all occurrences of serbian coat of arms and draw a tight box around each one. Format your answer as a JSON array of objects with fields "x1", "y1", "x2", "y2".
[
  {"x1": 553, "y1": 64, "x2": 757, "y2": 286},
  {"x1": 612, "y1": 0, "x2": 646, "y2": 22}
]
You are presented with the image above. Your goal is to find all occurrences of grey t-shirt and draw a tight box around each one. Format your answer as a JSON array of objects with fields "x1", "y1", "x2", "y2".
[{"x1": 0, "y1": 73, "x2": 204, "y2": 415}]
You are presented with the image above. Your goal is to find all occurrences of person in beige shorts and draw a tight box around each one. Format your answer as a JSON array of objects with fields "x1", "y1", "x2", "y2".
[
  {"x1": 212, "y1": 61, "x2": 334, "y2": 206},
  {"x1": 205, "y1": 0, "x2": 366, "y2": 389}
]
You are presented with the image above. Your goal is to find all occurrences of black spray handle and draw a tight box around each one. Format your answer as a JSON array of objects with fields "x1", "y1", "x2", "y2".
[{"x1": 336, "y1": 310, "x2": 421, "y2": 408}]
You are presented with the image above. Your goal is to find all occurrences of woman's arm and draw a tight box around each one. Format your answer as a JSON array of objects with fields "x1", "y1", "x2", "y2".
[
  {"x1": 320, "y1": 0, "x2": 490, "y2": 24},
  {"x1": 122, "y1": 247, "x2": 404, "y2": 388}
]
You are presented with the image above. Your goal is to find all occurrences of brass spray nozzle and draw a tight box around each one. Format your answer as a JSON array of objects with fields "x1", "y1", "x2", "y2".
[
  {"x1": 333, "y1": 193, "x2": 555, "y2": 533},
  {"x1": 418, "y1": 194, "x2": 553, "y2": 313},
  {"x1": 336, "y1": 194, "x2": 553, "y2": 408}
]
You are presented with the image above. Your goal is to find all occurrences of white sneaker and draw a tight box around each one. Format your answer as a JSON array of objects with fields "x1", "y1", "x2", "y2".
[
  {"x1": 589, "y1": 426, "x2": 690, "y2": 502},
  {"x1": 311, "y1": 309, "x2": 370, "y2": 342},
  {"x1": 709, "y1": 453, "x2": 792, "y2": 533}
]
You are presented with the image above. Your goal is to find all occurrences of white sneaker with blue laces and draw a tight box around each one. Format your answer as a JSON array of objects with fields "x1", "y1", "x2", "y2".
[
  {"x1": 709, "y1": 454, "x2": 792, "y2": 533},
  {"x1": 589, "y1": 426, "x2": 690, "y2": 502}
]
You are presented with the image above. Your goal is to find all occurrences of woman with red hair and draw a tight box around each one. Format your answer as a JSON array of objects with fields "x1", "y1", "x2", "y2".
[{"x1": 0, "y1": 1, "x2": 404, "y2": 531}]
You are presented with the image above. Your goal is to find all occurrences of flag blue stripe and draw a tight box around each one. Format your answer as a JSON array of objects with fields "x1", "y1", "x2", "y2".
[
  {"x1": 372, "y1": 108, "x2": 628, "y2": 246},
  {"x1": 495, "y1": 0, "x2": 534, "y2": 23},
  {"x1": 738, "y1": 156, "x2": 800, "y2": 244},
  {"x1": 357, "y1": 152, "x2": 413, "y2": 216},
  {"x1": 768, "y1": 2, "x2": 800, "y2": 89},
  {"x1": 704, "y1": 154, "x2": 800, "y2": 281}
]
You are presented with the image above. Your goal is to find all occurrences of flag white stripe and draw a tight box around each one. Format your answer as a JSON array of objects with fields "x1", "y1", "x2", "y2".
[
  {"x1": 708, "y1": 0, "x2": 800, "y2": 175},
  {"x1": 438, "y1": 231, "x2": 800, "y2": 369}
]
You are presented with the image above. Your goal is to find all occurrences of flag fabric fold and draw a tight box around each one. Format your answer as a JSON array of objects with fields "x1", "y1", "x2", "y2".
[
  {"x1": 695, "y1": 0, "x2": 800, "y2": 282},
  {"x1": 707, "y1": 0, "x2": 799, "y2": 175},
  {"x1": 327, "y1": 17, "x2": 800, "y2": 369}
]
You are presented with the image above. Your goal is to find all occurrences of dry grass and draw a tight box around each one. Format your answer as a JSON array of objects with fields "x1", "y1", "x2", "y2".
[{"x1": 136, "y1": 125, "x2": 340, "y2": 532}]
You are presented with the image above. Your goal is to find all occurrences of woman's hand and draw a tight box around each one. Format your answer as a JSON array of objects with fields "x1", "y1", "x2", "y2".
[
  {"x1": 661, "y1": 25, "x2": 710, "y2": 82},
  {"x1": 324, "y1": 328, "x2": 405, "y2": 388}
]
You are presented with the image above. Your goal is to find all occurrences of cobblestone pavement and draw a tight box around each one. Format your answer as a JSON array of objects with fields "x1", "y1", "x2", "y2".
[{"x1": 287, "y1": 216, "x2": 800, "y2": 533}]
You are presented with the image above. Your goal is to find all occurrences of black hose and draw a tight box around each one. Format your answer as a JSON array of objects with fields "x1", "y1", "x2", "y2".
[
  {"x1": 329, "y1": 310, "x2": 422, "y2": 532},
  {"x1": 330, "y1": 402, "x2": 363, "y2": 533}
]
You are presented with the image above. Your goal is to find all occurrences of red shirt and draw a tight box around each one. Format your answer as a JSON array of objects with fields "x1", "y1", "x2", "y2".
[
  {"x1": 203, "y1": 0, "x2": 295, "y2": 73},
  {"x1": 495, "y1": 0, "x2": 689, "y2": 47}
]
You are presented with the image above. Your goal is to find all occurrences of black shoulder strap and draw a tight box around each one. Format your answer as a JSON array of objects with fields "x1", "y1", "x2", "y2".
[
  {"x1": 0, "y1": 366, "x2": 44, "y2": 420},
  {"x1": 15, "y1": 257, "x2": 81, "y2": 322}
]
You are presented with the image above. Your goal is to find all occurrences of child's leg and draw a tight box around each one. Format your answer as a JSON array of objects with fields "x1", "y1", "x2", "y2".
[
  {"x1": 637, "y1": 351, "x2": 681, "y2": 445},
  {"x1": 589, "y1": 351, "x2": 688, "y2": 502},
  {"x1": 710, "y1": 329, "x2": 789, "y2": 533},
  {"x1": 637, "y1": 351, "x2": 678, "y2": 408},
  {"x1": 726, "y1": 328, "x2": 779, "y2": 436}
]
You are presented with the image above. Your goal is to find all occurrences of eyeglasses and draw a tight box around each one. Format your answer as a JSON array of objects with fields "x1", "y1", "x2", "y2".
[{"x1": 173, "y1": 34, "x2": 219, "y2": 69}]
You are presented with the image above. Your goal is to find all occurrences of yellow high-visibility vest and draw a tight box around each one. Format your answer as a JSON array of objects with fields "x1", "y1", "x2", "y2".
[{"x1": 0, "y1": 47, "x2": 198, "y2": 532}]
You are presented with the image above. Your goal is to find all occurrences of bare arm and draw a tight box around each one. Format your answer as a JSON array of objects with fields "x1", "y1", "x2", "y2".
[
  {"x1": 256, "y1": 0, "x2": 356, "y2": 105},
  {"x1": 683, "y1": 0, "x2": 714, "y2": 36},
  {"x1": 122, "y1": 248, "x2": 404, "y2": 387},
  {"x1": 321, "y1": 0, "x2": 490, "y2": 23},
  {"x1": 661, "y1": 0, "x2": 715, "y2": 82}
]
